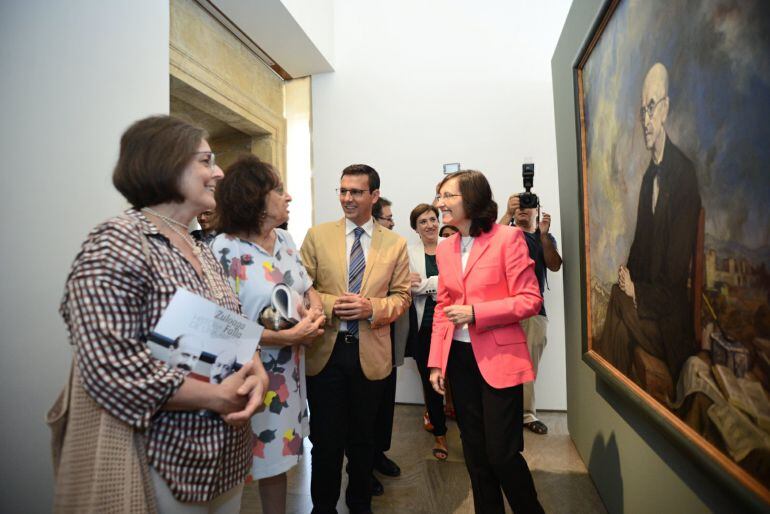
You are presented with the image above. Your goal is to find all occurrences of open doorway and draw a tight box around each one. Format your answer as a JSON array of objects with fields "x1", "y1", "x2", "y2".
[{"x1": 169, "y1": 0, "x2": 312, "y2": 243}]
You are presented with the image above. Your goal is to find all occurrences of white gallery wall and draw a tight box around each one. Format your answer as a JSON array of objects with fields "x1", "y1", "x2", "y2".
[
  {"x1": 0, "y1": 1, "x2": 169, "y2": 511},
  {"x1": 311, "y1": 0, "x2": 572, "y2": 408}
]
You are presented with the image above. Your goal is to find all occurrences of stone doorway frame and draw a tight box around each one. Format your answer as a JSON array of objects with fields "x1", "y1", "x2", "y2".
[{"x1": 169, "y1": 0, "x2": 286, "y2": 179}]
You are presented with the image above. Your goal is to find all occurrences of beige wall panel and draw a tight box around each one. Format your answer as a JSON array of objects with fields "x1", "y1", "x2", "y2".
[{"x1": 170, "y1": 0, "x2": 286, "y2": 172}]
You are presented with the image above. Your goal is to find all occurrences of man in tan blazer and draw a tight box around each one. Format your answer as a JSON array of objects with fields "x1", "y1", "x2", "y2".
[{"x1": 300, "y1": 164, "x2": 411, "y2": 514}]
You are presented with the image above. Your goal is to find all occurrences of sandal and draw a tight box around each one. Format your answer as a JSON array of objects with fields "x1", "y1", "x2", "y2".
[
  {"x1": 432, "y1": 435, "x2": 448, "y2": 461},
  {"x1": 524, "y1": 420, "x2": 548, "y2": 435},
  {"x1": 423, "y1": 411, "x2": 434, "y2": 433}
]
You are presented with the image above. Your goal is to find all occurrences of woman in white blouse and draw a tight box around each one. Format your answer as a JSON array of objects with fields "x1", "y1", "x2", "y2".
[{"x1": 400, "y1": 203, "x2": 449, "y2": 460}]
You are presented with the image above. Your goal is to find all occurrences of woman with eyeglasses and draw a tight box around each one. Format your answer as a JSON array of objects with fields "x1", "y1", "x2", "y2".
[
  {"x1": 429, "y1": 170, "x2": 544, "y2": 513},
  {"x1": 59, "y1": 115, "x2": 269, "y2": 513},
  {"x1": 397, "y1": 203, "x2": 451, "y2": 460},
  {"x1": 211, "y1": 155, "x2": 325, "y2": 514}
]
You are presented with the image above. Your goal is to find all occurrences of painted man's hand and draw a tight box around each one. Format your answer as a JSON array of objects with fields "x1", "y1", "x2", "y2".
[{"x1": 618, "y1": 265, "x2": 635, "y2": 301}]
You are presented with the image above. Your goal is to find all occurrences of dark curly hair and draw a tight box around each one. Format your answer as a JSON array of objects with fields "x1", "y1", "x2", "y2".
[
  {"x1": 214, "y1": 155, "x2": 280, "y2": 235},
  {"x1": 436, "y1": 170, "x2": 497, "y2": 237}
]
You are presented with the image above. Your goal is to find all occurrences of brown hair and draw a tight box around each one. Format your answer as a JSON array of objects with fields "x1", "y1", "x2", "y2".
[
  {"x1": 436, "y1": 170, "x2": 497, "y2": 236},
  {"x1": 214, "y1": 155, "x2": 280, "y2": 235},
  {"x1": 112, "y1": 115, "x2": 206, "y2": 208},
  {"x1": 409, "y1": 203, "x2": 439, "y2": 230}
]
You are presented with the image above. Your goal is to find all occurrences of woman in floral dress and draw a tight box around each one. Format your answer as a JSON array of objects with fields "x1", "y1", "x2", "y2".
[{"x1": 212, "y1": 155, "x2": 325, "y2": 514}]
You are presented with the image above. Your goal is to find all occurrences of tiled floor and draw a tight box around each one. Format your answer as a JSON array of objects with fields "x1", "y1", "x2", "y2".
[{"x1": 241, "y1": 406, "x2": 606, "y2": 513}]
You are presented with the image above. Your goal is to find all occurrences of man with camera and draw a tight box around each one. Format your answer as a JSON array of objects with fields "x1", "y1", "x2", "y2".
[{"x1": 500, "y1": 165, "x2": 562, "y2": 434}]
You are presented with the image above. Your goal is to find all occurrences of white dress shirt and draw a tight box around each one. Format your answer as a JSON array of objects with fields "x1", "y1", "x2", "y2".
[
  {"x1": 340, "y1": 217, "x2": 374, "y2": 332},
  {"x1": 453, "y1": 236, "x2": 474, "y2": 342},
  {"x1": 652, "y1": 140, "x2": 666, "y2": 214}
]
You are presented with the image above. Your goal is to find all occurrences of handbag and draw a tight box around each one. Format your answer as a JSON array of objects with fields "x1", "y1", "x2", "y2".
[
  {"x1": 47, "y1": 214, "x2": 157, "y2": 513},
  {"x1": 46, "y1": 359, "x2": 158, "y2": 513}
]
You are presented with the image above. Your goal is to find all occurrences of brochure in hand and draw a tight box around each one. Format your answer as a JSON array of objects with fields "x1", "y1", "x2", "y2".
[
  {"x1": 260, "y1": 283, "x2": 305, "y2": 330},
  {"x1": 147, "y1": 288, "x2": 263, "y2": 386},
  {"x1": 271, "y1": 283, "x2": 304, "y2": 325}
]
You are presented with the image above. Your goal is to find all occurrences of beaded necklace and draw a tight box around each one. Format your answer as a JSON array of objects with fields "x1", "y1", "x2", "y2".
[{"x1": 143, "y1": 207, "x2": 224, "y2": 299}]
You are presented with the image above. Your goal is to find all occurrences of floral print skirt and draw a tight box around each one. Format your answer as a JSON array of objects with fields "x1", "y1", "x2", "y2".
[{"x1": 248, "y1": 344, "x2": 309, "y2": 480}]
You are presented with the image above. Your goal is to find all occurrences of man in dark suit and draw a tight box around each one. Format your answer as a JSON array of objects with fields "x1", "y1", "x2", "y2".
[
  {"x1": 300, "y1": 165, "x2": 411, "y2": 514},
  {"x1": 369, "y1": 196, "x2": 401, "y2": 496},
  {"x1": 597, "y1": 62, "x2": 701, "y2": 386}
]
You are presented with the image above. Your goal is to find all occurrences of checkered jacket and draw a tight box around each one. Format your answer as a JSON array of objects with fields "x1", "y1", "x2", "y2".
[{"x1": 60, "y1": 209, "x2": 251, "y2": 502}]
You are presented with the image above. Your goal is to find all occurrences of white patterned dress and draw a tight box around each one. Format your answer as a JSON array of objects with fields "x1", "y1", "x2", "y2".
[{"x1": 211, "y1": 229, "x2": 311, "y2": 480}]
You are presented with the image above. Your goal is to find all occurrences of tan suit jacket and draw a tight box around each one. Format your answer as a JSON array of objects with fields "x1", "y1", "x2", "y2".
[{"x1": 300, "y1": 218, "x2": 411, "y2": 380}]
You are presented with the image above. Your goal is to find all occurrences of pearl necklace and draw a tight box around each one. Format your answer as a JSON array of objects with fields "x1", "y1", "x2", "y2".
[{"x1": 142, "y1": 207, "x2": 224, "y2": 299}]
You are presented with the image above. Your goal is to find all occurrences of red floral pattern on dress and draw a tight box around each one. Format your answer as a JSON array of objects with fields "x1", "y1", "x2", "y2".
[
  {"x1": 253, "y1": 429, "x2": 276, "y2": 459},
  {"x1": 264, "y1": 371, "x2": 290, "y2": 414},
  {"x1": 229, "y1": 257, "x2": 247, "y2": 281},
  {"x1": 263, "y1": 261, "x2": 284, "y2": 283},
  {"x1": 282, "y1": 428, "x2": 303, "y2": 456}
]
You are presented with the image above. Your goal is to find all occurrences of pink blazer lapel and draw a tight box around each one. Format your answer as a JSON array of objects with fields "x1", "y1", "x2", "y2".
[
  {"x1": 448, "y1": 235, "x2": 463, "y2": 288},
  {"x1": 462, "y1": 226, "x2": 496, "y2": 279}
]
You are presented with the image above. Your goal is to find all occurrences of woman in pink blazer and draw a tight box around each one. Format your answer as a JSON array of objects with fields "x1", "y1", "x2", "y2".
[{"x1": 429, "y1": 170, "x2": 544, "y2": 514}]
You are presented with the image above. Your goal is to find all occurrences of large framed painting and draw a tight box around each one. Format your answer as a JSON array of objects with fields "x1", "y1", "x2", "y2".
[{"x1": 575, "y1": 0, "x2": 770, "y2": 507}]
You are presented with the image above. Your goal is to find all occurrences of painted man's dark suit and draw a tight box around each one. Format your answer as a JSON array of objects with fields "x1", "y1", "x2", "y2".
[{"x1": 598, "y1": 136, "x2": 701, "y2": 384}]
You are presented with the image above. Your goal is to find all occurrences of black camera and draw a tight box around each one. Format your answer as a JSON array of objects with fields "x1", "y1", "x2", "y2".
[{"x1": 518, "y1": 163, "x2": 539, "y2": 209}]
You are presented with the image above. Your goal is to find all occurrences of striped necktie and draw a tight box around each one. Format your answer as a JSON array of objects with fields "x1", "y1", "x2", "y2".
[{"x1": 347, "y1": 226, "x2": 366, "y2": 337}]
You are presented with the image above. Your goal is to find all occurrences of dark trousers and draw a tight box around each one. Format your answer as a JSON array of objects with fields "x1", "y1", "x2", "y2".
[
  {"x1": 307, "y1": 334, "x2": 387, "y2": 514},
  {"x1": 414, "y1": 325, "x2": 447, "y2": 436},
  {"x1": 374, "y1": 366, "x2": 397, "y2": 454},
  {"x1": 597, "y1": 284, "x2": 664, "y2": 376},
  {"x1": 447, "y1": 340, "x2": 544, "y2": 514}
]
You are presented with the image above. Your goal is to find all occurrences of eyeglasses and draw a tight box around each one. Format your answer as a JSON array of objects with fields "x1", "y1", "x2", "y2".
[
  {"x1": 336, "y1": 188, "x2": 371, "y2": 199},
  {"x1": 639, "y1": 96, "x2": 667, "y2": 120},
  {"x1": 434, "y1": 192, "x2": 462, "y2": 202},
  {"x1": 376, "y1": 216, "x2": 394, "y2": 223},
  {"x1": 193, "y1": 151, "x2": 217, "y2": 170}
]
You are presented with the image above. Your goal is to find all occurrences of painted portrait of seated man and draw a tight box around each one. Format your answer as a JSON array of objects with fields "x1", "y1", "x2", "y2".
[{"x1": 596, "y1": 63, "x2": 702, "y2": 389}]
